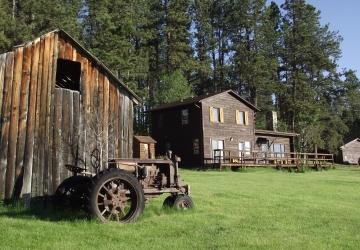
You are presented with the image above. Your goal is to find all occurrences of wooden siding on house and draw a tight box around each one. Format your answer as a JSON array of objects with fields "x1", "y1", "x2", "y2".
[
  {"x1": 201, "y1": 92, "x2": 255, "y2": 159},
  {"x1": 0, "y1": 30, "x2": 137, "y2": 200}
]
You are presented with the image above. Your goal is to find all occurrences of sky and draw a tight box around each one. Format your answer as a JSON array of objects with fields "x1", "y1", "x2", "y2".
[{"x1": 272, "y1": 0, "x2": 360, "y2": 78}]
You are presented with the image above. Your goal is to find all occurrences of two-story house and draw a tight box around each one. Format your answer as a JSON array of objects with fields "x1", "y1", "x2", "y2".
[{"x1": 150, "y1": 90, "x2": 297, "y2": 167}]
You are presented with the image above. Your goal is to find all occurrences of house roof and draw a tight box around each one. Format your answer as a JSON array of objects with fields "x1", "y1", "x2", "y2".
[
  {"x1": 134, "y1": 135, "x2": 157, "y2": 144},
  {"x1": 150, "y1": 89, "x2": 261, "y2": 112},
  {"x1": 255, "y1": 129, "x2": 299, "y2": 137},
  {"x1": 340, "y1": 138, "x2": 360, "y2": 149},
  {"x1": 12, "y1": 29, "x2": 141, "y2": 103}
]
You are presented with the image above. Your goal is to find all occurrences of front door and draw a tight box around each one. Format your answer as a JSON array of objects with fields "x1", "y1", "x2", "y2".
[{"x1": 211, "y1": 139, "x2": 224, "y2": 160}]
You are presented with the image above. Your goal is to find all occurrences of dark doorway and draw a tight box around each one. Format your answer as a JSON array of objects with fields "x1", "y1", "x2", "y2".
[{"x1": 55, "y1": 59, "x2": 81, "y2": 91}]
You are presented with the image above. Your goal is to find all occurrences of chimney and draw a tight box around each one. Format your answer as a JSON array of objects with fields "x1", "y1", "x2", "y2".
[{"x1": 266, "y1": 111, "x2": 278, "y2": 131}]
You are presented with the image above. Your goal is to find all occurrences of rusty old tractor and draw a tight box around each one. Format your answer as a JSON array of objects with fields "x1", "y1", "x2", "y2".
[{"x1": 54, "y1": 150, "x2": 194, "y2": 223}]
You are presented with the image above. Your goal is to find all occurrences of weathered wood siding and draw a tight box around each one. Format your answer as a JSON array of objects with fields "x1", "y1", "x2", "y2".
[
  {"x1": 0, "y1": 31, "x2": 135, "y2": 200},
  {"x1": 201, "y1": 92, "x2": 255, "y2": 159},
  {"x1": 342, "y1": 140, "x2": 360, "y2": 164}
]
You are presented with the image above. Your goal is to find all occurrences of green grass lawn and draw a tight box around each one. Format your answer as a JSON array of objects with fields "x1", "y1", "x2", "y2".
[{"x1": 1, "y1": 167, "x2": 360, "y2": 250}]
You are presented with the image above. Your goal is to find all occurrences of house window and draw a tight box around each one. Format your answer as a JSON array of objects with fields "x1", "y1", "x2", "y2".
[
  {"x1": 193, "y1": 139, "x2": 200, "y2": 155},
  {"x1": 271, "y1": 144, "x2": 285, "y2": 158},
  {"x1": 236, "y1": 110, "x2": 249, "y2": 125},
  {"x1": 209, "y1": 107, "x2": 224, "y2": 123},
  {"x1": 181, "y1": 109, "x2": 189, "y2": 125},
  {"x1": 239, "y1": 141, "x2": 251, "y2": 156},
  {"x1": 55, "y1": 59, "x2": 81, "y2": 91}
]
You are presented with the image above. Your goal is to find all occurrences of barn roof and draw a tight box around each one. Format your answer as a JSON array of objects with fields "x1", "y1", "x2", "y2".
[
  {"x1": 340, "y1": 138, "x2": 360, "y2": 149},
  {"x1": 134, "y1": 135, "x2": 157, "y2": 143},
  {"x1": 12, "y1": 29, "x2": 141, "y2": 103},
  {"x1": 150, "y1": 89, "x2": 260, "y2": 112}
]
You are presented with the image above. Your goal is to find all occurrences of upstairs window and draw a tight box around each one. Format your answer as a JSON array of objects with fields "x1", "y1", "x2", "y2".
[
  {"x1": 181, "y1": 109, "x2": 189, "y2": 125},
  {"x1": 236, "y1": 110, "x2": 249, "y2": 125},
  {"x1": 209, "y1": 107, "x2": 224, "y2": 123},
  {"x1": 55, "y1": 59, "x2": 81, "y2": 91}
]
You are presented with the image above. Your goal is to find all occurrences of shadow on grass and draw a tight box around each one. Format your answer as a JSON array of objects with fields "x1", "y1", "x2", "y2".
[{"x1": 0, "y1": 197, "x2": 90, "y2": 222}]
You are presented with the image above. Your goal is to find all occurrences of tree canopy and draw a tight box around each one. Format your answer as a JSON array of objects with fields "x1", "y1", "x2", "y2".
[{"x1": 1, "y1": 0, "x2": 359, "y2": 155}]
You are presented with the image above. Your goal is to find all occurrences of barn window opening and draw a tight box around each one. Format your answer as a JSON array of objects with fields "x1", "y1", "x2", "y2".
[{"x1": 55, "y1": 59, "x2": 81, "y2": 91}]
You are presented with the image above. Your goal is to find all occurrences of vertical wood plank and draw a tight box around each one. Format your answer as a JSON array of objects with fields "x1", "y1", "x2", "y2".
[
  {"x1": 61, "y1": 90, "x2": 72, "y2": 180},
  {"x1": 43, "y1": 33, "x2": 55, "y2": 194},
  {"x1": 48, "y1": 33, "x2": 58, "y2": 194},
  {"x1": 77, "y1": 55, "x2": 90, "y2": 167},
  {"x1": 37, "y1": 34, "x2": 51, "y2": 196},
  {"x1": 103, "y1": 77, "x2": 109, "y2": 163},
  {"x1": 52, "y1": 89, "x2": 62, "y2": 192},
  {"x1": 14, "y1": 45, "x2": 32, "y2": 197},
  {"x1": 73, "y1": 91, "x2": 80, "y2": 166},
  {"x1": 129, "y1": 101, "x2": 134, "y2": 157},
  {"x1": 64, "y1": 41, "x2": 72, "y2": 60},
  {"x1": 32, "y1": 36, "x2": 45, "y2": 197},
  {"x1": 0, "y1": 54, "x2": 6, "y2": 122},
  {"x1": 83, "y1": 60, "x2": 92, "y2": 169},
  {"x1": 58, "y1": 37, "x2": 65, "y2": 59},
  {"x1": 21, "y1": 39, "x2": 40, "y2": 197},
  {"x1": 88, "y1": 66, "x2": 98, "y2": 172},
  {"x1": 108, "y1": 83, "x2": 116, "y2": 158},
  {"x1": 0, "y1": 52, "x2": 14, "y2": 199},
  {"x1": 117, "y1": 92, "x2": 122, "y2": 158},
  {"x1": 5, "y1": 47, "x2": 23, "y2": 199},
  {"x1": 97, "y1": 73, "x2": 105, "y2": 168}
]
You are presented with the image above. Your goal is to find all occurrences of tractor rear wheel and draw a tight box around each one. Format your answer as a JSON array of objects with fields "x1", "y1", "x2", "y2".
[
  {"x1": 54, "y1": 175, "x2": 92, "y2": 210},
  {"x1": 89, "y1": 168, "x2": 145, "y2": 223}
]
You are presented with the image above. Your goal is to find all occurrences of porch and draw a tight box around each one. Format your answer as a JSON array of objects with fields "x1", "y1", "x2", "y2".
[{"x1": 204, "y1": 149, "x2": 334, "y2": 171}]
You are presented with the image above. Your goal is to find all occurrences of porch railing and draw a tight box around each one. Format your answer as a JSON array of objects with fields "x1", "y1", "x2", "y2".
[{"x1": 204, "y1": 149, "x2": 334, "y2": 167}]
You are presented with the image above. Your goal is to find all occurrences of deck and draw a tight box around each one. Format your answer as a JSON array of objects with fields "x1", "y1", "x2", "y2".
[{"x1": 204, "y1": 150, "x2": 334, "y2": 171}]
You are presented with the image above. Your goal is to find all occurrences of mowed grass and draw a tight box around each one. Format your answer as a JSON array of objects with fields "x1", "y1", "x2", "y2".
[{"x1": 1, "y1": 167, "x2": 360, "y2": 250}]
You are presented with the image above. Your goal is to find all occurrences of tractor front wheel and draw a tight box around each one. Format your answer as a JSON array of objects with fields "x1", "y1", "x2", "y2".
[{"x1": 172, "y1": 195, "x2": 194, "y2": 209}]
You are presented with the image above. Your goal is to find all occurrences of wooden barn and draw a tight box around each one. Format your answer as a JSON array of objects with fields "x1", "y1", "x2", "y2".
[
  {"x1": 150, "y1": 90, "x2": 298, "y2": 167},
  {"x1": 0, "y1": 29, "x2": 140, "y2": 201},
  {"x1": 340, "y1": 138, "x2": 360, "y2": 164}
]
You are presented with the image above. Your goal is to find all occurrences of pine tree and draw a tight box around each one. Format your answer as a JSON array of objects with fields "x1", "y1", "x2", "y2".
[
  {"x1": 191, "y1": 0, "x2": 212, "y2": 94},
  {"x1": 83, "y1": 0, "x2": 150, "y2": 93},
  {"x1": 280, "y1": 0, "x2": 342, "y2": 152}
]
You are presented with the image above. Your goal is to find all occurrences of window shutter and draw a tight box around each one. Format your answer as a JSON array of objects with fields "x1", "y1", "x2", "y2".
[
  {"x1": 220, "y1": 108, "x2": 224, "y2": 123},
  {"x1": 209, "y1": 107, "x2": 213, "y2": 122},
  {"x1": 235, "y1": 110, "x2": 240, "y2": 124},
  {"x1": 244, "y1": 111, "x2": 249, "y2": 125}
]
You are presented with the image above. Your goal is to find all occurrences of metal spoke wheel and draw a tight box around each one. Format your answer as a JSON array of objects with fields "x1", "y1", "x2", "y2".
[
  {"x1": 172, "y1": 195, "x2": 194, "y2": 210},
  {"x1": 89, "y1": 168, "x2": 145, "y2": 223}
]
